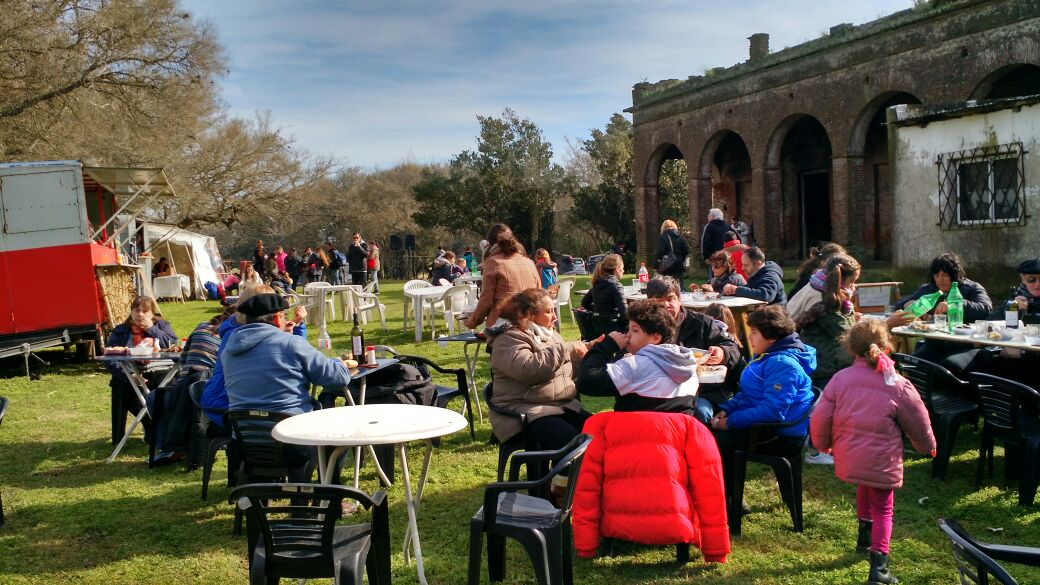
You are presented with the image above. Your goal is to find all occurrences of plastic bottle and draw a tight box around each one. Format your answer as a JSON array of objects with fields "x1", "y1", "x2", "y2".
[
  {"x1": 905, "y1": 291, "x2": 942, "y2": 318},
  {"x1": 638, "y1": 263, "x2": 649, "y2": 283},
  {"x1": 946, "y1": 282, "x2": 964, "y2": 330},
  {"x1": 1005, "y1": 288, "x2": 1020, "y2": 329}
]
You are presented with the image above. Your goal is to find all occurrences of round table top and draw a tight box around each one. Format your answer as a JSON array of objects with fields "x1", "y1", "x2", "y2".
[{"x1": 272, "y1": 404, "x2": 468, "y2": 447}]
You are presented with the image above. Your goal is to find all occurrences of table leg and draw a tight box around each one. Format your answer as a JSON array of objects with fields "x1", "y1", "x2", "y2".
[
  {"x1": 107, "y1": 363, "x2": 176, "y2": 463},
  {"x1": 735, "y1": 308, "x2": 754, "y2": 360},
  {"x1": 398, "y1": 443, "x2": 429, "y2": 585},
  {"x1": 413, "y1": 296, "x2": 424, "y2": 342},
  {"x1": 339, "y1": 381, "x2": 392, "y2": 487},
  {"x1": 463, "y1": 340, "x2": 484, "y2": 423}
]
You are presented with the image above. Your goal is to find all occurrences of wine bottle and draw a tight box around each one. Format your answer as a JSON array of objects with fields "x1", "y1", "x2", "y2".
[
  {"x1": 1006, "y1": 288, "x2": 1020, "y2": 328},
  {"x1": 351, "y1": 310, "x2": 365, "y2": 363}
]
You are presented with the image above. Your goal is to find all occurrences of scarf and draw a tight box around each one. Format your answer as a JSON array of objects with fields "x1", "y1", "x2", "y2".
[{"x1": 809, "y1": 269, "x2": 828, "y2": 292}]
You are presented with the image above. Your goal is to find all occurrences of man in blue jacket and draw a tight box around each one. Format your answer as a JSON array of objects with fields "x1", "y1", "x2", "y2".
[
  {"x1": 722, "y1": 246, "x2": 787, "y2": 306},
  {"x1": 223, "y1": 293, "x2": 351, "y2": 481}
]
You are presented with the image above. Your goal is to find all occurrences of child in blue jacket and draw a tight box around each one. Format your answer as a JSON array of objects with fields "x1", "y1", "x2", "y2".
[{"x1": 710, "y1": 305, "x2": 816, "y2": 501}]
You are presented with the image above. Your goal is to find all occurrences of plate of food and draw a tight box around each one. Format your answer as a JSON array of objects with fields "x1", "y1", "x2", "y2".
[
  {"x1": 908, "y1": 320, "x2": 933, "y2": 332},
  {"x1": 104, "y1": 346, "x2": 128, "y2": 355},
  {"x1": 696, "y1": 365, "x2": 727, "y2": 384},
  {"x1": 952, "y1": 325, "x2": 974, "y2": 336}
]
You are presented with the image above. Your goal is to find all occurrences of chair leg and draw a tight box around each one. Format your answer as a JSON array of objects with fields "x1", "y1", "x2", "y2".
[
  {"x1": 563, "y1": 521, "x2": 574, "y2": 585},
  {"x1": 462, "y1": 393, "x2": 476, "y2": 440},
  {"x1": 1020, "y1": 438, "x2": 1040, "y2": 507},
  {"x1": 517, "y1": 531, "x2": 555, "y2": 585},
  {"x1": 468, "y1": 520, "x2": 484, "y2": 585},
  {"x1": 201, "y1": 439, "x2": 227, "y2": 500},
  {"x1": 729, "y1": 452, "x2": 749, "y2": 535},
  {"x1": 931, "y1": 418, "x2": 959, "y2": 480},
  {"x1": 676, "y1": 542, "x2": 690, "y2": 564},
  {"x1": 487, "y1": 533, "x2": 507, "y2": 582},
  {"x1": 791, "y1": 458, "x2": 804, "y2": 532},
  {"x1": 0, "y1": 490, "x2": 5, "y2": 527},
  {"x1": 976, "y1": 433, "x2": 989, "y2": 487}
]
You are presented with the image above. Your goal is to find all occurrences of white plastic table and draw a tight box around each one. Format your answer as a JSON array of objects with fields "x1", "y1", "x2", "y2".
[
  {"x1": 625, "y1": 292, "x2": 765, "y2": 356},
  {"x1": 403, "y1": 285, "x2": 450, "y2": 342},
  {"x1": 892, "y1": 320, "x2": 1040, "y2": 354},
  {"x1": 96, "y1": 353, "x2": 180, "y2": 462},
  {"x1": 272, "y1": 404, "x2": 468, "y2": 585},
  {"x1": 152, "y1": 274, "x2": 190, "y2": 301}
]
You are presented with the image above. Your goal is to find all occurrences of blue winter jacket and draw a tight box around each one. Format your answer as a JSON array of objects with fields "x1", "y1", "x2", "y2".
[
  {"x1": 718, "y1": 333, "x2": 816, "y2": 436},
  {"x1": 222, "y1": 323, "x2": 349, "y2": 416},
  {"x1": 200, "y1": 317, "x2": 307, "y2": 425},
  {"x1": 104, "y1": 320, "x2": 178, "y2": 374}
]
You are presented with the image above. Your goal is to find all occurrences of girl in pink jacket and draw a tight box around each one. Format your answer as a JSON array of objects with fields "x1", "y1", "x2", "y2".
[{"x1": 810, "y1": 320, "x2": 936, "y2": 585}]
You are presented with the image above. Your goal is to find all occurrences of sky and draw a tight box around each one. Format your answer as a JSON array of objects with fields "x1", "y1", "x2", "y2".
[{"x1": 180, "y1": 0, "x2": 914, "y2": 169}]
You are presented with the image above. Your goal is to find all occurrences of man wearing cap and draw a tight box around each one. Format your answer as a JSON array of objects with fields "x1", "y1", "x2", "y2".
[
  {"x1": 223, "y1": 293, "x2": 350, "y2": 416},
  {"x1": 1013, "y1": 257, "x2": 1040, "y2": 324}
]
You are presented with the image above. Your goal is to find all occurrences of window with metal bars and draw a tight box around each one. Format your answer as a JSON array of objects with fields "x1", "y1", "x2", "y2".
[{"x1": 936, "y1": 142, "x2": 1026, "y2": 229}]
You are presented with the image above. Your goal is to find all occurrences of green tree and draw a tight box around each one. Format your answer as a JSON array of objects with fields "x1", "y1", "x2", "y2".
[
  {"x1": 569, "y1": 113, "x2": 635, "y2": 249},
  {"x1": 412, "y1": 108, "x2": 564, "y2": 249}
]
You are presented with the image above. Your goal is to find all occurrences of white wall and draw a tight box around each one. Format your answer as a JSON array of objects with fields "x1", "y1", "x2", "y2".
[{"x1": 890, "y1": 102, "x2": 1040, "y2": 269}]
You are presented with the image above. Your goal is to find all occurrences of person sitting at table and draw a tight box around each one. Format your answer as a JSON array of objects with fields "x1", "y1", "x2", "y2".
[
  {"x1": 576, "y1": 300, "x2": 700, "y2": 415},
  {"x1": 789, "y1": 242, "x2": 846, "y2": 299},
  {"x1": 697, "y1": 250, "x2": 746, "y2": 294},
  {"x1": 708, "y1": 305, "x2": 816, "y2": 503},
  {"x1": 241, "y1": 264, "x2": 263, "y2": 290},
  {"x1": 223, "y1": 293, "x2": 350, "y2": 482},
  {"x1": 721, "y1": 231, "x2": 749, "y2": 280},
  {"x1": 200, "y1": 286, "x2": 308, "y2": 430},
  {"x1": 464, "y1": 224, "x2": 540, "y2": 330},
  {"x1": 580, "y1": 253, "x2": 627, "y2": 323},
  {"x1": 105, "y1": 296, "x2": 179, "y2": 445},
  {"x1": 222, "y1": 268, "x2": 242, "y2": 296},
  {"x1": 269, "y1": 269, "x2": 293, "y2": 295},
  {"x1": 453, "y1": 256, "x2": 467, "y2": 280},
  {"x1": 487, "y1": 288, "x2": 592, "y2": 453},
  {"x1": 795, "y1": 254, "x2": 861, "y2": 387},
  {"x1": 722, "y1": 246, "x2": 787, "y2": 306},
  {"x1": 893, "y1": 252, "x2": 993, "y2": 375},
  {"x1": 152, "y1": 257, "x2": 172, "y2": 278},
  {"x1": 430, "y1": 251, "x2": 456, "y2": 284},
  {"x1": 644, "y1": 276, "x2": 742, "y2": 421},
  {"x1": 787, "y1": 253, "x2": 860, "y2": 323},
  {"x1": 1012, "y1": 257, "x2": 1040, "y2": 324},
  {"x1": 704, "y1": 303, "x2": 742, "y2": 351}
]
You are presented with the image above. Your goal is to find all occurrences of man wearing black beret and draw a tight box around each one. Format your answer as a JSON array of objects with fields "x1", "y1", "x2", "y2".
[
  {"x1": 1013, "y1": 257, "x2": 1040, "y2": 324},
  {"x1": 222, "y1": 293, "x2": 352, "y2": 479}
]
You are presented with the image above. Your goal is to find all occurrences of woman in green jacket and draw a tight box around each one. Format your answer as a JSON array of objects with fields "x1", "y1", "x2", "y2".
[{"x1": 796, "y1": 254, "x2": 861, "y2": 387}]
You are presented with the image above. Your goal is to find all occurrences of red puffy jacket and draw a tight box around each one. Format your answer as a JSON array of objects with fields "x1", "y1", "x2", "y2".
[{"x1": 572, "y1": 411, "x2": 730, "y2": 563}]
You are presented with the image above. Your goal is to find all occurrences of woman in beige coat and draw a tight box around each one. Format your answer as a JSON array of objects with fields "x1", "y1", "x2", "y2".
[
  {"x1": 465, "y1": 223, "x2": 540, "y2": 330},
  {"x1": 487, "y1": 288, "x2": 591, "y2": 448}
]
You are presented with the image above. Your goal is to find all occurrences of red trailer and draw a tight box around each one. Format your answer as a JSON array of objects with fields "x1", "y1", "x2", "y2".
[{"x1": 0, "y1": 161, "x2": 175, "y2": 371}]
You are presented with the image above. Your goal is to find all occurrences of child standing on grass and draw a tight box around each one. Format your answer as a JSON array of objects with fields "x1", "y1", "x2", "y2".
[{"x1": 810, "y1": 319, "x2": 936, "y2": 585}]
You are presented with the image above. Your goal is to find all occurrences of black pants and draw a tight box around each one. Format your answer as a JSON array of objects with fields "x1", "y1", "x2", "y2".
[
  {"x1": 712, "y1": 427, "x2": 804, "y2": 499},
  {"x1": 350, "y1": 271, "x2": 368, "y2": 287},
  {"x1": 527, "y1": 410, "x2": 593, "y2": 452}
]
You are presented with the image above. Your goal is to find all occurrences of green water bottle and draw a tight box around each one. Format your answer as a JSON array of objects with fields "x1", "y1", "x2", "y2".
[
  {"x1": 946, "y1": 282, "x2": 964, "y2": 331},
  {"x1": 906, "y1": 291, "x2": 943, "y2": 318}
]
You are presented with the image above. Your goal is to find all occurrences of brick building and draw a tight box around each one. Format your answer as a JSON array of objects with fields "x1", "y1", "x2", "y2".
[{"x1": 628, "y1": 0, "x2": 1040, "y2": 267}]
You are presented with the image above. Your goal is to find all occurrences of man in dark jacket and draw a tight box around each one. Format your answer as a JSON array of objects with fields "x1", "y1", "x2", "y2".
[
  {"x1": 645, "y1": 276, "x2": 743, "y2": 422},
  {"x1": 346, "y1": 232, "x2": 370, "y2": 286},
  {"x1": 701, "y1": 208, "x2": 730, "y2": 262},
  {"x1": 722, "y1": 246, "x2": 787, "y2": 306}
]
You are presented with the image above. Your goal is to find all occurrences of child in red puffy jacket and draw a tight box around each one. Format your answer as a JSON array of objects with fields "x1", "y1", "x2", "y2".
[{"x1": 810, "y1": 319, "x2": 935, "y2": 585}]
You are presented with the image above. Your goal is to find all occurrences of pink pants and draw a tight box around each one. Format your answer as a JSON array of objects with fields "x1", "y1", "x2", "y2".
[{"x1": 857, "y1": 485, "x2": 894, "y2": 554}]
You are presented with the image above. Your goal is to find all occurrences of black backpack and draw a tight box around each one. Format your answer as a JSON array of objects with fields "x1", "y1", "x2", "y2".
[{"x1": 320, "y1": 361, "x2": 437, "y2": 408}]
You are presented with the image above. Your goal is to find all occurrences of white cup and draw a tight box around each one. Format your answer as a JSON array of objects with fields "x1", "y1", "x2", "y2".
[{"x1": 973, "y1": 321, "x2": 989, "y2": 337}]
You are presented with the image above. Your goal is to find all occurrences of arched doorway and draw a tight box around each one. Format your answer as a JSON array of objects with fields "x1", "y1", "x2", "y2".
[
  {"x1": 970, "y1": 64, "x2": 1040, "y2": 100},
  {"x1": 702, "y1": 131, "x2": 752, "y2": 228},
  {"x1": 644, "y1": 143, "x2": 691, "y2": 244},
  {"x1": 768, "y1": 115, "x2": 833, "y2": 259},
  {"x1": 850, "y1": 91, "x2": 921, "y2": 260}
]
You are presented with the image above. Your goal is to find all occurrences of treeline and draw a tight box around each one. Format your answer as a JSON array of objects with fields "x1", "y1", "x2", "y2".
[{"x1": 0, "y1": 1, "x2": 690, "y2": 261}]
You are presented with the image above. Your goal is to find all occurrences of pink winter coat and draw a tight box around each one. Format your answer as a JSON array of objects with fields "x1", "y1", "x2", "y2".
[{"x1": 811, "y1": 359, "x2": 935, "y2": 490}]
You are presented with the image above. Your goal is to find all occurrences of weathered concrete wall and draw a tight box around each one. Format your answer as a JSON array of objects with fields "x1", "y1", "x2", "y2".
[
  {"x1": 889, "y1": 101, "x2": 1040, "y2": 271},
  {"x1": 629, "y1": 0, "x2": 1040, "y2": 266}
]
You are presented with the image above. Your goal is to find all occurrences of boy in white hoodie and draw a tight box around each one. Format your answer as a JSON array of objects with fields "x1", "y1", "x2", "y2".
[{"x1": 577, "y1": 301, "x2": 700, "y2": 414}]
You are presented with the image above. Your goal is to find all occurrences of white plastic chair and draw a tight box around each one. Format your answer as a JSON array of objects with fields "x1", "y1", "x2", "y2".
[
  {"x1": 350, "y1": 288, "x2": 387, "y2": 332},
  {"x1": 555, "y1": 277, "x2": 576, "y2": 326},
  {"x1": 438, "y1": 284, "x2": 476, "y2": 336},
  {"x1": 304, "y1": 282, "x2": 336, "y2": 320},
  {"x1": 403, "y1": 280, "x2": 433, "y2": 331},
  {"x1": 438, "y1": 278, "x2": 452, "y2": 287}
]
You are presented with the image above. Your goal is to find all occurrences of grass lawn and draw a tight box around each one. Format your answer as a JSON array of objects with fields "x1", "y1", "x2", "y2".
[{"x1": 0, "y1": 277, "x2": 1037, "y2": 584}]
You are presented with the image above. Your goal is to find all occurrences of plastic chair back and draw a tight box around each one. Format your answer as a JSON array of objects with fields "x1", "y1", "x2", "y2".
[
  {"x1": 404, "y1": 279, "x2": 432, "y2": 291},
  {"x1": 224, "y1": 410, "x2": 292, "y2": 478},
  {"x1": 938, "y1": 518, "x2": 1020, "y2": 585},
  {"x1": 970, "y1": 373, "x2": 1037, "y2": 434},
  {"x1": 893, "y1": 353, "x2": 976, "y2": 407},
  {"x1": 556, "y1": 279, "x2": 574, "y2": 302}
]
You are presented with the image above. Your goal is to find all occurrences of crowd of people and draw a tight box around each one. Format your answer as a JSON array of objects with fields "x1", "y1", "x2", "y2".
[
  {"x1": 222, "y1": 235, "x2": 382, "y2": 297},
  {"x1": 105, "y1": 213, "x2": 1040, "y2": 583}
]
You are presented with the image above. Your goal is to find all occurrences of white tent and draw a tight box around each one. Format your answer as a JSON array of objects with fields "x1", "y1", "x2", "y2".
[{"x1": 142, "y1": 223, "x2": 224, "y2": 299}]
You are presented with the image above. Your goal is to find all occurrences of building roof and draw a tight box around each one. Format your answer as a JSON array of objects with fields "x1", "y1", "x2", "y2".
[{"x1": 889, "y1": 94, "x2": 1040, "y2": 127}]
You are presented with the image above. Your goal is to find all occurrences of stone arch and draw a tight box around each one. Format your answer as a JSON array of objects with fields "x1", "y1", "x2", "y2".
[
  {"x1": 847, "y1": 91, "x2": 921, "y2": 260},
  {"x1": 638, "y1": 142, "x2": 691, "y2": 260},
  {"x1": 969, "y1": 63, "x2": 1040, "y2": 100},
  {"x1": 764, "y1": 114, "x2": 833, "y2": 259},
  {"x1": 697, "y1": 129, "x2": 753, "y2": 222}
]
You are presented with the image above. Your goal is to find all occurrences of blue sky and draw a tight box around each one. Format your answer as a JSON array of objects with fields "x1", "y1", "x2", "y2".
[{"x1": 181, "y1": 0, "x2": 914, "y2": 169}]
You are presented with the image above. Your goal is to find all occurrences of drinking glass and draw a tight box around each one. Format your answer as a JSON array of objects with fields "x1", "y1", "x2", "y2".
[
  {"x1": 933, "y1": 314, "x2": 948, "y2": 331},
  {"x1": 973, "y1": 321, "x2": 989, "y2": 337}
]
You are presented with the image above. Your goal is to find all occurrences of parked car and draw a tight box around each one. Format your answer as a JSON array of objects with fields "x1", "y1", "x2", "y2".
[
  {"x1": 569, "y1": 258, "x2": 587, "y2": 275},
  {"x1": 586, "y1": 254, "x2": 606, "y2": 275}
]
